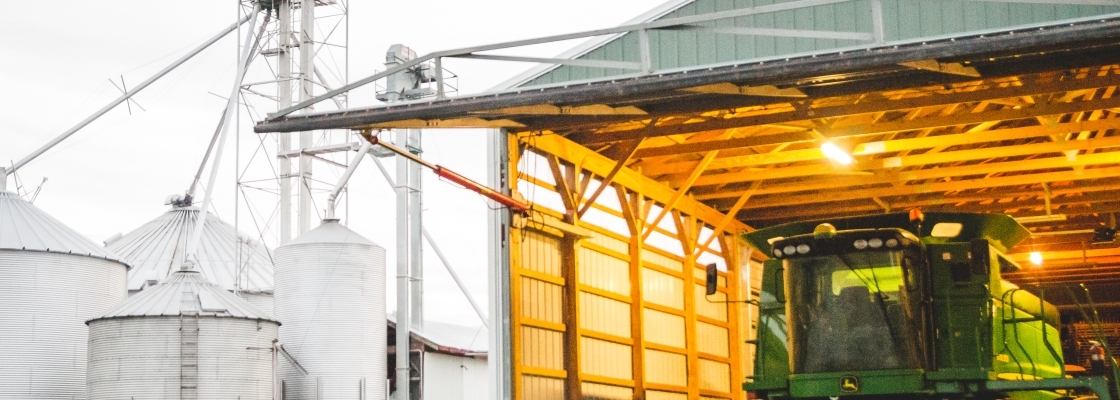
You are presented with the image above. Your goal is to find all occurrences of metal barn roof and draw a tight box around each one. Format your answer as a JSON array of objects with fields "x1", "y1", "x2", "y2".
[
  {"x1": 255, "y1": 14, "x2": 1120, "y2": 304},
  {"x1": 388, "y1": 314, "x2": 489, "y2": 356},
  {"x1": 89, "y1": 268, "x2": 276, "y2": 323},
  {"x1": 106, "y1": 206, "x2": 273, "y2": 292},
  {"x1": 0, "y1": 190, "x2": 127, "y2": 264}
]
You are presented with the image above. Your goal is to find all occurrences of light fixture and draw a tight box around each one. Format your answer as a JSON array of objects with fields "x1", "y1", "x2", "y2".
[
  {"x1": 1014, "y1": 214, "x2": 1067, "y2": 224},
  {"x1": 1029, "y1": 252, "x2": 1043, "y2": 266},
  {"x1": 821, "y1": 142, "x2": 853, "y2": 165}
]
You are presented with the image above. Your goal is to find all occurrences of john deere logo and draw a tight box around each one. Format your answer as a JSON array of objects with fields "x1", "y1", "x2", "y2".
[{"x1": 840, "y1": 376, "x2": 859, "y2": 393}]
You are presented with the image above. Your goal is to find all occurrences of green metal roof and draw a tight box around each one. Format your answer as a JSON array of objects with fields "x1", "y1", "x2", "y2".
[{"x1": 520, "y1": 0, "x2": 1120, "y2": 88}]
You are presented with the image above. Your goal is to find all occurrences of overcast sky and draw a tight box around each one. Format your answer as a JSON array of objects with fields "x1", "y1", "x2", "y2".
[{"x1": 0, "y1": 0, "x2": 667, "y2": 328}]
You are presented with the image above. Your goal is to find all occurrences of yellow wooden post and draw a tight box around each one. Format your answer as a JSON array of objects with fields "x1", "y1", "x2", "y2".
[{"x1": 617, "y1": 186, "x2": 647, "y2": 400}]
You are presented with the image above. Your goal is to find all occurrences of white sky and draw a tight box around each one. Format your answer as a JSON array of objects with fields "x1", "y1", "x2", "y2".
[{"x1": 0, "y1": 0, "x2": 668, "y2": 328}]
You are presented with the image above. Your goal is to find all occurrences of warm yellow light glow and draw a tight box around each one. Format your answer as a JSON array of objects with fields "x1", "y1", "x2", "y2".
[
  {"x1": 1029, "y1": 252, "x2": 1043, "y2": 266},
  {"x1": 821, "y1": 142, "x2": 854, "y2": 165}
]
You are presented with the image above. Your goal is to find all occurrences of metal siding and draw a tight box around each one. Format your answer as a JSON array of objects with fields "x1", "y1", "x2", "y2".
[
  {"x1": 0, "y1": 251, "x2": 126, "y2": 399},
  {"x1": 698, "y1": 359, "x2": 731, "y2": 393},
  {"x1": 87, "y1": 316, "x2": 277, "y2": 400},
  {"x1": 644, "y1": 308, "x2": 686, "y2": 348},
  {"x1": 522, "y1": 375, "x2": 565, "y2": 400},
  {"x1": 520, "y1": 230, "x2": 562, "y2": 276},
  {"x1": 275, "y1": 222, "x2": 386, "y2": 400},
  {"x1": 521, "y1": 0, "x2": 1120, "y2": 88},
  {"x1": 641, "y1": 268, "x2": 685, "y2": 310},
  {"x1": 647, "y1": 390, "x2": 689, "y2": 400},
  {"x1": 579, "y1": 337, "x2": 633, "y2": 380},
  {"x1": 644, "y1": 349, "x2": 688, "y2": 386},
  {"x1": 579, "y1": 292, "x2": 631, "y2": 338},
  {"x1": 581, "y1": 382, "x2": 633, "y2": 400},
  {"x1": 521, "y1": 326, "x2": 564, "y2": 370},
  {"x1": 521, "y1": 277, "x2": 563, "y2": 324},
  {"x1": 578, "y1": 248, "x2": 630, "y2": 296},
  {"x1": 642, "y1": 248, "x2": 684, "y2": 273},
  {"x1": 695, "y1": 284, "x2": 729, "y2": 322},
  {"x1": 421, "y1": 352, "x2": 488, "y2": 400},
  {"x1": 697, "y1": 322, "x2": 730, "y2": 358},
  {"x1": 237, "y1": 291, "x2": 274, "y2": 317},
  {"x1": 586, "y1": 231, "x2": 629, "y2": 256}
]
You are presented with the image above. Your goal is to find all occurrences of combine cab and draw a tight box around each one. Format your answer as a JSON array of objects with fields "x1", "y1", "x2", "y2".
[{"x1": 730, "y1": 211, "x2": 1115, "y2": 400}]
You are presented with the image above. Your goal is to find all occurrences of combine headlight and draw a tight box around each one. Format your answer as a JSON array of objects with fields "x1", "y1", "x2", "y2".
[
  {"x1": 796, "y1": 244, "x2": 810, "y2": 254},
  {"x1": 783, "y1": 245, "x2": 797, "y2": 256},
  {"x1": 854, "y1": 239, "x2": 868, "y2": 250},
  {"x1": 773, "y1": 248, "x2": 783, "y2": 257},
  {"x1": 868, "y1": 238, "x2": 884, "y2": 249},
  {"x1": 886, "y1": 238, "x2": 899, "y2": 248}
]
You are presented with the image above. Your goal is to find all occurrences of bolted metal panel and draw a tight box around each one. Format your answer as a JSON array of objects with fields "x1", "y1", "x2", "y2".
[
  {"x1": 0, "y1": 251, "x2": 126, "y2": 399},
  {"x1": 698, "y1": 359, "x2": 731, "y2": 393},
  {"x1": 86, "y1": 316, "x2": 278, "y2": 399},
  {"x1": 107, "y1": 206, "x2": 274, "y2": 292},
  {"x1": 275, "y1": 221, "x2": 386, "y2": 400}
]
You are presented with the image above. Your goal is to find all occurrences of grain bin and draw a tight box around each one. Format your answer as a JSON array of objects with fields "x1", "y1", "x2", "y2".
[
  {"x1": 0, "y1": 190, "x2": 129, "y2": 399},
  {"x1": 86, "y1": 266, "x2": 279, "y2": 399},
  {"x1": 275, "y1": 220, "x2": 386, "y2": 399},
  {"x1": 106, "y1": 204, "x2": 274, "y2": 294}
]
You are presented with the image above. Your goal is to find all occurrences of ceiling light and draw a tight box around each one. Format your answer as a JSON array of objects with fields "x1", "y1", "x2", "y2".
[
  {"x1": 821, "y1": 142, "x2": 853, "y2": 165},
  {"x1": 1029, "y1": 252, "x2": 1043, "y2": 266},
  {"x1": 1014, "y1": 214, "x2": 1067, "y2": 224}
]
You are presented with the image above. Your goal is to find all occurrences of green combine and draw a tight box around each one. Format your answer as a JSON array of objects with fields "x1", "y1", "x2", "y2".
[{"x1": 731, "y1": 211, "x2": 1114, "y2": 400}]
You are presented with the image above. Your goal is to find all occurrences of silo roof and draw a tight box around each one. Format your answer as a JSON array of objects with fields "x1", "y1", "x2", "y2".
[
  {"x1": 285, "y1": 220, "x2": 379, "y2": 247},
  {"x1": 89, "y1": 268, "x2": 277, "y2": 323},
  {"x1": 106, "y1": 206, "x2": 273, "y2": 292},
  {"x1": 0, "y1": 190, "x2": 127, "y2": 265}
]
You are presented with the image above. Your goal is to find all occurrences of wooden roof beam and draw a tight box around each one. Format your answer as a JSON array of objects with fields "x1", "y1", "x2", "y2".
[
  {"x1": 647, "y1": 117, "x2": 1120, "y2": 176},
  {"x1": 567, "y1": 67, "x2": 1120, "y2": 144},
  {"x1": 729, "y1": 165, "x2": 1120, "y2": 210},
  {"x1": 521, "y1": 132, "x2": 749, "y2": 232}
]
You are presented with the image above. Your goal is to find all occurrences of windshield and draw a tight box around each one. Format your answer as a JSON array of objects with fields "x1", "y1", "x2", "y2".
[{"x1": 786, "y1": 250, "x2": 923, "y2": 374}]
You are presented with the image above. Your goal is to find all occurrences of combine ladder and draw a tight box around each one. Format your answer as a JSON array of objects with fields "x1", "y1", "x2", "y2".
[
  {"x1": 180, "y1": 288, "x2": 199, "y2": 400},
  {"x1": 1061, "y1": 284, "x2": 1120, "y2": 399}
]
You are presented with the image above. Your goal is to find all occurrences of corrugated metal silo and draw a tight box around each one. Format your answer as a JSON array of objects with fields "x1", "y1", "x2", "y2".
[
  {"x1": 86, "y1": 267, "x2": 278, "y2": 399},
  {"x1": 275, "y1": 220, "x2": 386, "y2": 399},
  {"x1": 0, "y1": 190, "x2": 129, "y2": 398},
  {"x1": 106, "y1": 204, "x2": 274, "y2": 304}
]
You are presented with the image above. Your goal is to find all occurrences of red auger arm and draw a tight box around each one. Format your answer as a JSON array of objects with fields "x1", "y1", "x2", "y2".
[{"x1": 367, "y1": 136, "x2": 529, "y2": 214}]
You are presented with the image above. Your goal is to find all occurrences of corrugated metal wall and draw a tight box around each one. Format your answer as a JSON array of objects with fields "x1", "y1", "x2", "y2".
[
  {"x1": 510, "y1": 150, "x2": 761, "y2": 400},
  {"x1": 422, "y1": 353, "x2": 488, "y2": 400},
  {"x1": 522, "y1": 0, "x2": 1120, "y2": 87}
]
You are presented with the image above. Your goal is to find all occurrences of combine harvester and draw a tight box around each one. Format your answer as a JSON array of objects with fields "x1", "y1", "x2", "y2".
[{"x1": 715, "y1": 211, "x2": 1118, "y2": 400}]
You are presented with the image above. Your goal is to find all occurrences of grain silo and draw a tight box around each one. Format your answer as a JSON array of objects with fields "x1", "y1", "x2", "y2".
[
  {"x1": 86, "y1": 266, "x2": 278, "y2": 399},
  {"x1": 105, "y1": 202, "x2": 274, "y2": 308},
  {"x1": 275, "y1": 220, "x2": 386, "y2": 399},
  {"x1": 0, "y1": 189, "x2": 129, "y2": 398}
]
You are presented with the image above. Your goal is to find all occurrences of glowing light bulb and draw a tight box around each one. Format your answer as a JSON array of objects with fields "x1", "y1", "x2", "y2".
[
  {"x1": 1029, "y1": 252, "x2": 1043, "y2": 266},
  {"x1": 821, "y1": 142, "x2": 854, "y2": 165}
]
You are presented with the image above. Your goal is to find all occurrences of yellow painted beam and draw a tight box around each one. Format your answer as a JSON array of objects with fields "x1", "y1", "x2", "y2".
[{"x1": 523, "y1": 133, "x2": 749, "y2": 232}]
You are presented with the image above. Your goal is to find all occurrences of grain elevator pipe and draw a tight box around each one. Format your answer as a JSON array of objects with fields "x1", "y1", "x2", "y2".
[{"x1": 3, "y1": 14, "x2": 252, "y2": 182}]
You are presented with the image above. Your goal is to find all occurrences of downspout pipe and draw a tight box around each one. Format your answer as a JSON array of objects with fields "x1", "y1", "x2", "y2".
[
  {"x1": 1, "y1": 14, "x2": 252, "y2": 190},
  {"x1": 324, "y1": 140, "x2": 372, "y2": 220},
  {"x1": 185, "y1": 7, "x2": 262, "y2": 265}
]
